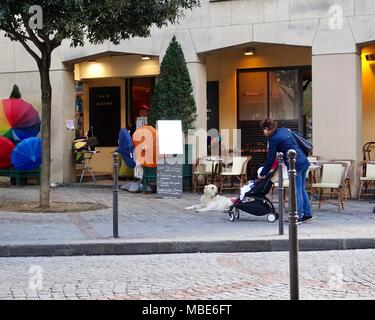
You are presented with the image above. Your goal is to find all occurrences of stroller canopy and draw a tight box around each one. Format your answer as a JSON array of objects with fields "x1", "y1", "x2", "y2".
[{"x1": 117, "y1": 129, "x2": 136, "y2": 168}]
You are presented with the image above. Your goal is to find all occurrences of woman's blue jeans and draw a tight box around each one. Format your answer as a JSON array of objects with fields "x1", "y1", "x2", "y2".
[{"x1": 295, "y1": 168, "x2": 313, "y2": 220}]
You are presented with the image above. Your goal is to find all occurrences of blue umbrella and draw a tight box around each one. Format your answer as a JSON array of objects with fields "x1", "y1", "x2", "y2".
[{"x1": 11, "y1": 137, "x2": 42, "y2": 170}]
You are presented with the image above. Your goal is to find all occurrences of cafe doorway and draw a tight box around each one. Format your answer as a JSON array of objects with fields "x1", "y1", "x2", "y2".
[{"x1": 126, "y1": 77, "x2": 156, "y2": 130}]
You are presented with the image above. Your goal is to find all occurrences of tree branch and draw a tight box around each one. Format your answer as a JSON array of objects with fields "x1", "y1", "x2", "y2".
[
  {"x1": 21, "y1": 13, "x2": 44, "y2": 52},
  {"x1": 11, "y1": 30, "x2": 41, "y2": 64}
]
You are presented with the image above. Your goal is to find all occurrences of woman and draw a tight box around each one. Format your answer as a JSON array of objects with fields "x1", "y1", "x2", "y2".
[{"x1": 258, "y1": 118, "x2": 314, "y2": 224}]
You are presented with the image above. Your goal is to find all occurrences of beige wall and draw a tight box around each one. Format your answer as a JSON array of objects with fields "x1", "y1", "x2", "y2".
[
  {"x1": 206, "y1": 45, "x2": 312, "y2": 132},
  {"x1": 312, "y1": 53, "x2": 362, "y2": 195},
  {"x1": 362, "y1": 46, "x2": 375, "y2": 144}
]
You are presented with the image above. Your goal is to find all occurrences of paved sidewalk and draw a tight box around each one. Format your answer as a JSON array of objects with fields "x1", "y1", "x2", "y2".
[
  {"x1": 0, "y1": 185, "x2": 375, "y2": 256},
  {"x1": 1, "y1": 250, "x2": 375, "y2": 300}
]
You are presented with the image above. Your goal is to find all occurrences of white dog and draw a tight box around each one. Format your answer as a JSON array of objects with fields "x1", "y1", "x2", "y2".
[{"x1": 185, "y1": 185, "x2": 233, "y2": 212}]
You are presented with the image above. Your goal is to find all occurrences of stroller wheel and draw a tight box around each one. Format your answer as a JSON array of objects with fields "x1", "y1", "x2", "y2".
[
  {"x1": 235, "y1": 209, "x2": 240, "y2": 220},
  {"x1": 267, "y1": 213, "x2": 277, "y2": 223},
  {"x1": 228, "y1": 211, "x2": 236, "y2": 222}
]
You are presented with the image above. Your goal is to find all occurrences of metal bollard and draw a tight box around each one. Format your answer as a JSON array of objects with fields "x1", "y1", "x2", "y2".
[
  {"x1": 277, "y1": 152, "x2": 284, "y2": 236},
  {"x1": 113, "y1": 152, "x2": 119, "y2": 239},
  {"x1": 287, "y1": 149, "x2": 299, "y2": 300}
]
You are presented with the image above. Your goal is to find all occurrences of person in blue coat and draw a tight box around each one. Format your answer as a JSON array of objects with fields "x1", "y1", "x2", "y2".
[{"x1": 258, "y1": 118, "x2": 314, "y2": 224}]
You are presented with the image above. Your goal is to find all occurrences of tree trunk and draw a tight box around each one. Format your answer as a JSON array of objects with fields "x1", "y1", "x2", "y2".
[{"x1": 38, "y1": 54, "x2": 52, "y2": 208}]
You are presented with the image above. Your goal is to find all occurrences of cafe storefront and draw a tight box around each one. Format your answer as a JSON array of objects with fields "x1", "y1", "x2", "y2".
[{"x1": 72, "y1": 54, "x2": 159, "y2": 174}]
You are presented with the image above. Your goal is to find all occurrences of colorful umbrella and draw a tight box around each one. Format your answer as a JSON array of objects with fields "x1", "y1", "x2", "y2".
[
  {"x1": 0, "y1": 136, "x2": 15, "y2": 169},
  {"x1": 11, "y1": 137, "x2": 42, "y2": 171},
  {"x1": 0, "y1": 99, "x2": 41, "y2": 143}
]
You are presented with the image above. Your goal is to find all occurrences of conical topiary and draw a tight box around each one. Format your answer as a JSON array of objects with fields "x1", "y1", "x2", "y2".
[
  {"x1": 9, "y1": 85, "x2": 22, "y2": 99},
  {"x1": 149, "y1": 36, "x2": 197, "y2": 133}
]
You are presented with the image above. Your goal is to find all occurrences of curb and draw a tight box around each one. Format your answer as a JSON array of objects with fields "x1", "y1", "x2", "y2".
[{"x1": 1, "y1": 238, "x2": 375, "y2": 257}]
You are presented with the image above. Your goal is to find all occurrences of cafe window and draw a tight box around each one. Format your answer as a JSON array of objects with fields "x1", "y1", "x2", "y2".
[
  {"x1": 238, "y1": 67, "x2": 311, "y2": 137},
  {"x1": 269, "y1": 70, "x2": 299, "y2": 120},
  {"x1": 238, "y1": 71, "x2": 268, "y2": 121}
]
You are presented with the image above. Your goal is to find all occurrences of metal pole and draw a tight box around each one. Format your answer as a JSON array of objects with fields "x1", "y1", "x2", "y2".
[
  {"x1": 287, "y1": 149, "x2": 299, "y2": 300},
  {"x1": 113, "y1": 152, "x2": 119, "y2": 239},
  {"x1": 277, "y1": 152, "x2": 284, "y2": 236}
]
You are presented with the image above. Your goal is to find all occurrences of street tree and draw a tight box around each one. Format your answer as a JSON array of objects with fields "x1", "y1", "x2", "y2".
[
  {"x1": 0, "y1": 0, "x2": 199, "y2": 208},
  {"x1": 9, "y1": 84, "x2": 22, "y2": 99},
  {"x1": 149, "y1": 36, "x2": 197, "y2": 133}
]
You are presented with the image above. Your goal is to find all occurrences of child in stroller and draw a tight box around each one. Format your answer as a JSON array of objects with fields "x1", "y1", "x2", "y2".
[{"x1": 228, "y1": 160, "x2": 279, "y2": 223}]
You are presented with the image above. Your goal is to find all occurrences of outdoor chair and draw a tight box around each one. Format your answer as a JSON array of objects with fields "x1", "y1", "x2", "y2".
[
  {"x1": 311, "y1": 162, "x2": 348, "y2": 211},
  {"x1": 363, "y1": 142, "x2": 375, "y2": 161},
  {"x1": 219, "y1": 156, "x2": 251, "y2": 193},
  {"x1": 193, "y1": 158, "x2": 219, "y2": 193},
  {"x1": 308, "y1": 155, "x2": 320, "y2": 164},
  {"x1": 358, "y1": 160, "x2": 375, "y2": 200},
  {"x1": 332, "y1": 159, "x2": 354, "y2": 199}
]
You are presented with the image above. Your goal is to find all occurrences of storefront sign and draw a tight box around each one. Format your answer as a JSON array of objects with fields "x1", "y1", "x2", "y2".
[{"x1": 157, "y1": 120, "x2": 184, "y2": 155}]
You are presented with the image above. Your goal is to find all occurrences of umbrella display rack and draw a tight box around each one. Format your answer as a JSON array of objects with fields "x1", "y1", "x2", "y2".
[{"x1": 0, "y1": 167, "x2": 40, "y2": 186}]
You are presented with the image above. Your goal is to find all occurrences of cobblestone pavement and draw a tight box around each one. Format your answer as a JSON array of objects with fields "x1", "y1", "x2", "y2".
[
  {"x1": 0, "y1": 187, "x2": 375, "y2": 245},
  {"x1": 0, "y1": 186, "x2": 375, "y2": 245},
  {"x1": 0, "y1": 250, "x2": 374, "y2": 300}
]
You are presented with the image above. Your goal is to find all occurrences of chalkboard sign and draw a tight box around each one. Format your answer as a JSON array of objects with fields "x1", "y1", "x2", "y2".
[{"x1": 157, "y1": 164, "x2": 183, "y2": 198}]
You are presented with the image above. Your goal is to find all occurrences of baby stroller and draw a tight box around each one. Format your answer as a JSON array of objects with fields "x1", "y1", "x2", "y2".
[{"x1": 227, "y1": 171, "x2": 279, "y2": 223}]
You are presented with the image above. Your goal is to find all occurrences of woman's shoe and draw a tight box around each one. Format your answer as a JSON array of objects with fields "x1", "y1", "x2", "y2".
[{"x1": 302, "y1": 215, "x2": 315, "y2": 223}]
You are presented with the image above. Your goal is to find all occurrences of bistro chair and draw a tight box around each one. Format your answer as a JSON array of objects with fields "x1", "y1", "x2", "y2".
[
  {"x1": 363, "y1": 142, "x2": 375, "y2": 161},
  {"x1": 219, "y1": 156, "x2": 251, "y2": 193},
  {"x1": 308, "y1": 155, "x2": 320, "y2": 164},
  {"x1": 311, "y1": 162, "x2": 348, "y2": 211},
  {"x1": 358, "y1": 160, "x2": 375, "y2": 200},
  {"x1": 332, "y1": 159, "x2": 354, "y2": 199}
]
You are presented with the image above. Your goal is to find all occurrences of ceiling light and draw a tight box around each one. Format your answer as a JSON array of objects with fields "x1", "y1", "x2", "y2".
[
  {"x1": 244, "y1": 48, "x2": 256, "y2": 56},
  {"x1": 142, "y1": 55, "x2": 151, "y2": 61}
]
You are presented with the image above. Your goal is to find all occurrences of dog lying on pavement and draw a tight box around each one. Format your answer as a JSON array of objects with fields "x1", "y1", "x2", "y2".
[{"x1": 185, "y1": 185, "x2": 232, "y2": 212}]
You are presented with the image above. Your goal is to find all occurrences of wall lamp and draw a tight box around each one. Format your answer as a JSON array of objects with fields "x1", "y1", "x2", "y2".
[
  {"x1": 244, "y1": 47, "x2": 256, "y2": 56},
  {"x1": 366, "y1": 54, "x2": 375, "y2": 61}
]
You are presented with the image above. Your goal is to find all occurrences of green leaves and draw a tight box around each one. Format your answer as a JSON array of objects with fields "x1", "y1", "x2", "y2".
[
  {"x1": 0, "y1": 0, "x2": 200, "y2": 52},
  {"x1": 149, "y1": 36, "x2": 197, "y2": 133}
]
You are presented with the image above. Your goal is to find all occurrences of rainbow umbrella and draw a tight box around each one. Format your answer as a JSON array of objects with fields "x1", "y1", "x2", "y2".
[
  {"x1": 0, "y1": 136, "x2": 15, "y2": 169},
  {"x1": 11, "y1": 137, "x2": 42, "y2": 171},
  {"x1": 0, "y1": 99, "x2": 41, "y2": 143}
]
